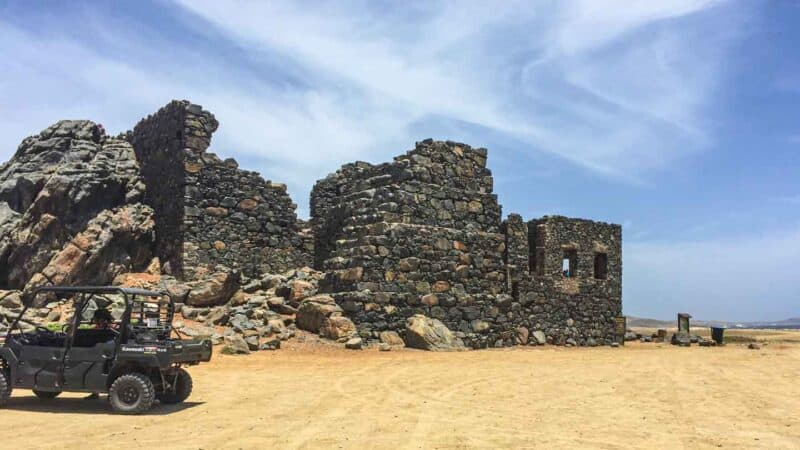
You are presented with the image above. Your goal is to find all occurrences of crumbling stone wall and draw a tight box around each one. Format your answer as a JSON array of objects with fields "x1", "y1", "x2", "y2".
[
  {"x1": 507, "y1": 215, "x2": 623, "y2": 346},
  {"x1": 130, "y1": 100, "x2": 311, "y2": 280},
  {"x1": 312, "y1": 140, "x2": 622, "y2": 347}
]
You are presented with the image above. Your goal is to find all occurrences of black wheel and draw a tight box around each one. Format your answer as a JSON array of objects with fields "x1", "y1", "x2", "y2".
[
  {"x1": 0, "y1": 372, "x2": 10, "y2": 407},
  {"x1": 157, "y1": 368, "x2": 193, "y2": 404},
  {"x1": 33, "y1": 390, "x2": 61, "y2": 399},
  {"x1": 109, "y1": 373, "x2": 155, "y2": 415}
]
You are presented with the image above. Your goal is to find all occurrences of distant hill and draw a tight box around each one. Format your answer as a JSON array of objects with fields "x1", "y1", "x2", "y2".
[
  {"x1": 626, "y1": 316, "x2": 673, "y2": 328},
  {"x1": 626, "y1": 315, "x2": 800, "y2": 329}
]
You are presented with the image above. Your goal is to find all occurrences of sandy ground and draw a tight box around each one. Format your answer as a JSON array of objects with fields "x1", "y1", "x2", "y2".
[{"x1": 3, "y1": 329, "x2": 799, "y2": 449}]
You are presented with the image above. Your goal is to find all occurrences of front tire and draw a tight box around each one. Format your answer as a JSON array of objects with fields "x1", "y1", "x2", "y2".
[
  {"x1": 157, "y1": 368, "x2": 193, "y2": 404},
  {"x1": 0, "y1": 372, "x2": 10, "y2": 407},
  {"x1": 109, "y1": 373, "x2": 155, "y2": 415},
  {"x1": 33, "y1": 390, "x2": 60, "y2": 399}
]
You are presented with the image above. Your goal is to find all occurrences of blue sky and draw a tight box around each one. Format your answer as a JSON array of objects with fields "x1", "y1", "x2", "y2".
[{"x1": 1, "y1": 0, "x2": 798, "y2": 321}]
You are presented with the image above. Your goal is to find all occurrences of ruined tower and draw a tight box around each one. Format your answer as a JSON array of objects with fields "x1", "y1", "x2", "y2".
[
  {"x1": 129, "y1": 101, "x2": 311, "y2": 280},
  {"x1": 311, "y1": 139, "x2": 622, "y2": 347}
]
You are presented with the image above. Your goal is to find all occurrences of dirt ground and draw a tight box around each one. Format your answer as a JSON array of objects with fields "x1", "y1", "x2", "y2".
[{"x1": 3, "y1": 329, "x2": 799, "y2": 449}]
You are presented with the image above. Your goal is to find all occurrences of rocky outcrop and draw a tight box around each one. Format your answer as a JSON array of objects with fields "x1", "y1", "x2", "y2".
[
  {"x1": 25, "y1": 204, "x2": 155, "y2": 291},
  {"x1": 0, "y1": 120, "x2": 148, "y2": 290}
]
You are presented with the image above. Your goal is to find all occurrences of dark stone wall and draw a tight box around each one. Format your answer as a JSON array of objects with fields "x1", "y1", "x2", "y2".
[
  {"x1": 130, "y1": 100, "x2": 311, "y2": 280},
  {"x1": 513, "y1": 215, "x2": 622, "y2": 346},
  {"x1": 312, "y1": 140, "x2": 623, "y2": 347},
  {"x1": 130, "y1": 101, "x2": 197, "y2": 275}
]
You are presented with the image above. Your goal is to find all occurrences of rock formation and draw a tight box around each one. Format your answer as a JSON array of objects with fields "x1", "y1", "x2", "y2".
[{"x1": 0, "y1": 120, "x2": 152, "y2": 291}]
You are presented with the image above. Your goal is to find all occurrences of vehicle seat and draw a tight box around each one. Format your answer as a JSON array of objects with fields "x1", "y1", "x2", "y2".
[{"x1": 72, "y1": 329, "x2": 117, "y2": 347}]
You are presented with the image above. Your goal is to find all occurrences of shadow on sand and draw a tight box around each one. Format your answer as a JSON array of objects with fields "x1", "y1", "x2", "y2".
[{"x1": 5, "y1": 394, "x2": 202, "y2": 415}]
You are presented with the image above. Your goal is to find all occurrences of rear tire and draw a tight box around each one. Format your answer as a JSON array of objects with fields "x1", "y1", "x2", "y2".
[
  {"x1": 157, "y1": 368, "x2": 192, "y2": 404},
  {"x1": 109, "y1": 373, "x2": 155, "y2": 415},
  {"x1": 33, "y1": 390, "x2": 60, "y2": 399},
  {"x1": 0, "y1": 372, "x2": 10, "y2": 407}
]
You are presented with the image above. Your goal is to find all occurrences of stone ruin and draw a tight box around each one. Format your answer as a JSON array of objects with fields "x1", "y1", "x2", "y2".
[
  {"x1": 129, "y1": 101, "x2": 312, "y2": 280},
  {"x1": 311, "y1": 140, "x2": 622, "y2": 348},
  {"x1": 0, "y1": 100, "x2": 622, "y2": 349}
]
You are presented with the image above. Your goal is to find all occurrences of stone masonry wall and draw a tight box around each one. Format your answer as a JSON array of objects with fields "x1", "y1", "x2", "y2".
[
  {"x1": 130, "y1": 100, "x2": 311, "y2": 280},
  {"x1": 508, "y1": 215, "x2": 623, "y2": 346},
  {"x1": 312, "y1": 140, "x2": 622, "y2": 348}
]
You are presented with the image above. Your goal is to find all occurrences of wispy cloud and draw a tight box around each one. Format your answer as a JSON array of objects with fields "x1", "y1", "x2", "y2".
[
  {"x1": 172, "y1": 0, "x2": 743, "y2": 181},
  {"x1": 0, "y1": 1, "x2": 746, "y2": 211}
]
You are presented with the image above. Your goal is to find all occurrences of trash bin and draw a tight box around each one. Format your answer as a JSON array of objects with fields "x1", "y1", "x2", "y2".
[{"x1": 711, "y1": 326, "x2": 725, "y2": 345}]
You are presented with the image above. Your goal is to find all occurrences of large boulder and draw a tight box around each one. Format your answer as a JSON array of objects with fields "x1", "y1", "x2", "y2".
[
  {"x1": 404, "y1": 314, "x2": 466, "y2": 352},
  {"x1": 0, "y1": 121, "x2": 146, "y2": 289},
  {"x1": 184, "y1": 271, "x2": 240, "y2": 307},
  {"x1": 295, "y1": 295, "x2": 342, "y2": 333},
  {"x1": 319, "y1": 315, "x2": 356, "y2": 340}
]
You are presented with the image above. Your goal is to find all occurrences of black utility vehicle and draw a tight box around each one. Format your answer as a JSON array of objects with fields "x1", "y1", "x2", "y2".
[{"x1": 0, "y1": 286, "x2": 212, "y2": 414}]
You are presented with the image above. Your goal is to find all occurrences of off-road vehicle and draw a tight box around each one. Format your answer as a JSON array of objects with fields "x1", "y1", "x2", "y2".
[{"x1": 0, "y1": 286, "x2": 212, "y2": 414}]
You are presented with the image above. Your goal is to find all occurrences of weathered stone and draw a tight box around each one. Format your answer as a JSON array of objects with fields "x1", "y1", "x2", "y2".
[
  {"x1": 0, "y1": 291, "x2": 22, "y2": 309},
  {"x1": 516, "y1": 327, "x2": 529, "y2": 345},
  {"x1": 221, "y1": 335, "x2": 250, "y2": 355},
  {"x1": 289, "y1": 279, "x2": 316, "y2": 302},
  {"x1": 296, "y1": 296, "x2": 342, "y2": 333},
  {"x1": 260, "y1": 337, "x2": 281, "y2": 350},
  {"x1": 185, "y1": 271, "x2": 240, "y2": 307},
  {"x1": 206, "y1": 306, "x2": 229, "y2": 326},
  {"x1": 345, "y1": 337, "x2": 363, "y2": 350},
  {"x1": 420, "y1": 294, "x2": 439, "y2": 307},
  {"x1": 531, "y1": 330, "x2": 546, "y2": 345},
  {"x1": 319, "y1": 315, "x2": 357, "y2": 340},
  {"x1": 379, "y1": 330, "x2": 405, "y2": 347},
  {"x1": 338, "y1": 267, "x2": 363, "y2": 282},
  {"x1": 404, "y1": 314, "x2": 465, "y2": 352},
  {"x1": 470, "y1": 319, "x2": 490, "y2": 333},
  {"x1": 245, "y1": 335, "x2": 260, "y2": 351},
  {"x1": 432, "y1": 281, "x2": 450, "y2": 293}
]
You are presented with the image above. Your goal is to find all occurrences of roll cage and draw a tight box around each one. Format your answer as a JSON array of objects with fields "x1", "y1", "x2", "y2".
[{"x1": 3, "y1": 286, "x2": 181, "y2": 346}]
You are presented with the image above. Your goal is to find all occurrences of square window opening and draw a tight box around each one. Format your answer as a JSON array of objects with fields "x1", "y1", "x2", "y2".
[
  {"x1": 594, "y1": 253, "x2": 608, "y2": 280},
  {"x1": 562, "y1": 249, "x2": 577, "y2": 277}
]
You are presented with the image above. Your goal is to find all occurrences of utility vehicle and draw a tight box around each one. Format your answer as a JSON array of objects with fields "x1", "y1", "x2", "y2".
[{"x1": 0, "y1": 286, "x2": 212, "y2": 414}]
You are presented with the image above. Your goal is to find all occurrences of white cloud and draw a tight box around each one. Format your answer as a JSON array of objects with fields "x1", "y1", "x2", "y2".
[
  {"x1": 0, "y1": 1, "x2": 746, "y2": 209},
  {"x1": 172, "y1": 0, "x2": 743, "y2": 182},
  {"x1": 625, "y1": 228, "x2": 800, "y2": 321}
]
